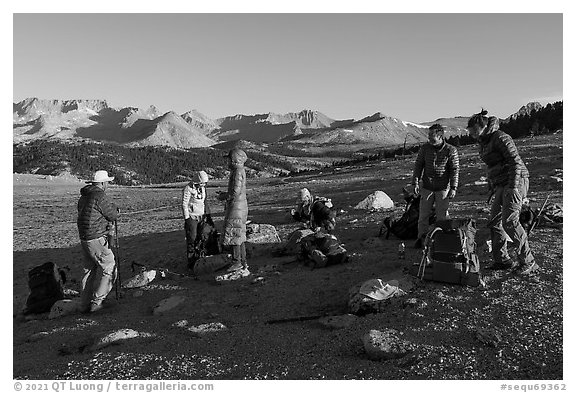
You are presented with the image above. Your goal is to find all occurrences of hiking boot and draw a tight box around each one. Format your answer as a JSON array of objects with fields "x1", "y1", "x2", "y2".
[
  {"x1": 89, "y1": 303, "x2": 104, "y2": 314},
  {"x1": 487, "y1": 258, "x2": 516, "y2": 270},
  {"x1": 515, "y1": 260, "x2": 539, "y2": 275},
  {"x1": 413, "y1": 238, "x2": 424, "y2": 249},
  {"x1": 226, "y1": 261, "x2": 243, "y2": 272}
]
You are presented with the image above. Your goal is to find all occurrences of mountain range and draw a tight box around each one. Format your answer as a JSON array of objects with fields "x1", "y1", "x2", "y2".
[{"x1": 13, "y1": 97, "x2": 547, "y2": 152}]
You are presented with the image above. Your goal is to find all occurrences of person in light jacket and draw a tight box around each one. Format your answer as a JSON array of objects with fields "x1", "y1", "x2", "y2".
[
  {"x1": 218, "y1": 148, "x2": 249, "y2": 272},
  {"x1": 182, "y1": 170, "x2": 213, "y2": 270}
]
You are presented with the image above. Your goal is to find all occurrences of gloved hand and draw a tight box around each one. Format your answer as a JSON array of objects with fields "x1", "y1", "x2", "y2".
[{"x1": 448, "y1": 188, "x2": 457, "y2": 199}]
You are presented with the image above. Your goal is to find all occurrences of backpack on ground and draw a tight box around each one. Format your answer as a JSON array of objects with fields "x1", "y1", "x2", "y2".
[
  {"x1": 409, "y1": 218, "x2": 481, "y2": 286},
  {"x1": 300, "y1": 232, "x2": 348, "y2": 268},
  {"x1": 195, "y1": 217, "x2": 221, "y2": 258},
  {"x1": 24, "y1": 262, "x2": 66, "y2": 314},
  {"x1": 381, "y1": 193, "x2": 436, "y2": 240}
]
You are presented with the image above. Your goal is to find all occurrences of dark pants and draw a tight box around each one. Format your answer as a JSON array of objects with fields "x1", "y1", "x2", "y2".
[
  {"x1": 185, "y1": 218, "x2": 201, "y2": 262},
  {"x1": 232, "y1": 242, "x2": 247, "y2": 268},
  {"x1": 488, "y1": 178, "x2": 534, "y2": 265}
]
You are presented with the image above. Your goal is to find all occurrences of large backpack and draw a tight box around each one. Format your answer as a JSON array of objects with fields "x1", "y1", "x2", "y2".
[
  {"x1": 193, "y1": 218, "x2": 221, "y2": 259},
  {"x1": 409, "y1": 219, "x2": 481, "y2": 286},
  {"x1": 381, "y1": 194, "x2": 436, "y2": 240},
  {"x1": 24, "y1": 262, "x2": 65, "y2": 314}
]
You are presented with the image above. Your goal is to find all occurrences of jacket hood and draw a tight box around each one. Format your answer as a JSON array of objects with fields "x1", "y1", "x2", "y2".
[
  {"x1": 228, "y1": 148, "x2": 248, "y2": 166},
  {"x1": 80, "y1": 184, "x2": 103, "y2": 196},
  {"x1": 479, "y1": 116, "x2": 500, "y2": 143}
]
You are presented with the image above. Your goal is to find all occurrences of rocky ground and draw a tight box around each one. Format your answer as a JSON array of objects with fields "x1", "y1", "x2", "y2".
[{"x1": 12, "y1": 134, "x2": 564, "y2": 380}]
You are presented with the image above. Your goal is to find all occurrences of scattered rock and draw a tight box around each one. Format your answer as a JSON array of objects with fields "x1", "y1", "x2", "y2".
[
  {"x1": 251, "y1": 276, "x2": 265, "y2": 285},
  {"x1": 354, "y1": 191, "x2": 394, "y2": 211},
  {"x1": 122, "y1": 270, "x2": 157, "y2": 289},
  {"x1": 362, "y1": 329, "x2": 415, "y2": 361},
  {"x1": 90, "y1": 328, "x2": 140, "y2": 351},
  {"x1": 173, "y1": 320, "x2": 189, "y2": 328},
  {"x1": 63, "y1": 288, "x2": 80, "y2": 297},
  {"x1": 152, "y1": 295, "x2": 186, "y2": 315},
  {"x1": 48, "y1": 299, "x2": 82, "y2": 319},
  {"x1": 187, "y1": 322, "x2": 227, "y2": 337},
  {"x1": 318, "y1": 314, "x2": 358, "y2": 329}
]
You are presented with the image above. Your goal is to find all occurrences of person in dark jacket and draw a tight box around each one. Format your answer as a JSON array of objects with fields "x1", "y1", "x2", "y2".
[
  {"x1": 77, "y1": 170, "x2": 119, "y2": 313},
  {"x1": 412, "y1": 124, "x2": 460, "y2": 247},
  {"x1": 182, "y1": 170, "x2": 213, "y2": 270},
  {"x1": 291, "y1": 188, "x2": 336, "y2": 231},
  {"x1": 467, "y1": 109, "x2": 537, "y2": 275},
  {"x1": 218, "y1": 148, "x2": 249, "y2": 272}
]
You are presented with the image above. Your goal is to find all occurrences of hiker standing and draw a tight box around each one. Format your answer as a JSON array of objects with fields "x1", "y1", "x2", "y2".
[
  {"x1": 412, "y1": 123, "x2": 460, "y2": 248},
  {"x1": 182, "y1": 170, "x2": 213, "y2": 270},
  {"x1": 467, "y1": 109, "x2": 537, "y2": 275},
  {"x1": 291, "y1": 188, "x2": 336, "y2": 231},
  {"x1": 77, "y1": 170, "x2": 119, "y2": 313},
  {"x1": 219, "y1": 148, "x2": 249, "y2": 272}
]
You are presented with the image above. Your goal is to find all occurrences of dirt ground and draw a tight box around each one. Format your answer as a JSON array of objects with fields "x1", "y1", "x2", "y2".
[{"x1": 12, "y1": 134, "x2": 563, "y2": 380}]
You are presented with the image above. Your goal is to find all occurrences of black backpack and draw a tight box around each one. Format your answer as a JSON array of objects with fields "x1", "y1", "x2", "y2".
[
  {"x1": 193, "y1": 218, "x2": 221, "y2": 259},
  {"x1": 24, "y1": 262, "x2": 66, "y2": 314},
  {"x1": 381, "y1": 194, "x2": 436, "y2": 240},
  {"x1": 409, "y1": 219, "x2": 481, "y2": 286}
]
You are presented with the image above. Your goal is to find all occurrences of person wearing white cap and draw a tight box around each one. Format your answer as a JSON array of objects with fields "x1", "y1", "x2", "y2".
[
  {"x1": 77, "y1": 170, "x2": 119, "y2": 313},
  {"x1": 182, "y1": 170, "x2": 213, "y2": 270}
]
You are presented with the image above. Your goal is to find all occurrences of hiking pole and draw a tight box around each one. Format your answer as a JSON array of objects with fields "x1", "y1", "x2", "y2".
[
  {"x1": 527, "y1": 193, "x2": 552, "y2": 235},
  {"x1": 114, "y1": 220, "x2": 122, "y2": 300}
]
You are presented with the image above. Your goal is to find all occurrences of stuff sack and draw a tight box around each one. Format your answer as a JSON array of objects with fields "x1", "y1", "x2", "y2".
[
  {"x1": 381, "y1": 194, "x2": 436, "y2": 240},
  {"x1": 409, "y1": 218, "x2": 481, "y2": 286},
  {"x1": 24, "y1": 262, "x2": 65, "y2": 314},
  {"x1": 300, "y1": 232, "x2": 348, "y2": 268},
  {"x1": 195, "y1": 218, "x2": 222, "y2": 258}
]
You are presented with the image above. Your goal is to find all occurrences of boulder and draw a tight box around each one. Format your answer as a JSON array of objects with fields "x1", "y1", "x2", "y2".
[
  {"x1": 193, "y1": 254, "x2": 232, "y2": 276},
  {"x1": 318, "y1": 314, "x2": 358, "y2": 330},
  {"x1": 48, "y1": 299, "x2": 82, "y2": 319},
  {"x1": 354, "y1": 191, "x2": 394, "y2": 211},
  {"x1": 362, "y1": 329, "x2": 415, "y2": 361},
  {"x1": 152, "y1": 295, "x2": 186, "y2": 315},
  {"x1": 90, "y1": 328, "x2": 140, "y2": 351},
  {"x1": 188, "y1": 322, "x2": 227, "y2": 337},
  {"x1": 246, "y1": 223, "x2": 281, "y2": 244},
  {"x1": 348, "y1": 279, "x2": 407, "y2": 315},
  {"x1": 122, "y1": 270, "x2": 157, "y2": 289}
]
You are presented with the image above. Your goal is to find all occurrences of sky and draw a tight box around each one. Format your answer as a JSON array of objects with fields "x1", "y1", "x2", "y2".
[{"x1": 13, "y1": 13, "x2": 563, "y2": 123}]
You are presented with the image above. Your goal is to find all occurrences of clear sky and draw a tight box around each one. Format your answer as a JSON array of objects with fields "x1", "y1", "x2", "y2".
[{"x1": 13, "y1": 13, "x2": 562, "y2": 123}]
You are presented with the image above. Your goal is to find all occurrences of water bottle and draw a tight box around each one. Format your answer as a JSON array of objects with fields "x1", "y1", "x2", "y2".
[{"x1": 398, "y1": 243, "x2": 406, "y2": 260}]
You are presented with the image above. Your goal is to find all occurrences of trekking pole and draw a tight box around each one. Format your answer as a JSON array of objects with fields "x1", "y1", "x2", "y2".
[
  {"x1": 114, "y1": 220, "x2": 122, "y2": 300},
  {"x1": 527, "y1": 193, "x2": 552, "y2": 235}
]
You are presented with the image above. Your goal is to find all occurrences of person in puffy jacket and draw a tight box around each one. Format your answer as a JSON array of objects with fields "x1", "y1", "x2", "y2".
[
  {"x1": 77, "y1": 170, "x2": 119, "y2": 313},
  {"x1": 412, "y1": 123, "x2": 460, "y2": 247},
  {"x1": 467, "y1": 109, "x2": 537, "y2": 275},
  {"x1": 218, "y1": 148, "x2": 249, "y2": 272},
  {"x1": 182, "y1": 170, "x2": 213, "y2": 270},
  {"x1": 291, "y1": 188, "x2": 336, "y2": 231}
]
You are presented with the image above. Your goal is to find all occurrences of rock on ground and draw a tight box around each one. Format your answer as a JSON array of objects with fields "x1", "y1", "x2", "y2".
[
  {"x1": 246, "y1": 223, "x2": 281, "y2": 243},
  {"x1": 152, "y1": 295, "x2": 186, "y2": 315},
  {"x1": 187, "y1": 322, "x2": 227, "y2": 337},
  {"x1": 354, "y1": 191, "x2": 394, "y2": 210},
  {"x1": 362, "y1": 329, "x2": 415, "y2": 361},
  {"x1": 215, "y1": 268, "x2": 251, "y2": 282},
  {"x1": 122, "y1": 270, "x2": 157, "y2": 289},
  {"x1": 48, "y1": 299, "x2": 82, "y2": 319},
  {"x1": 90, "y1": 329, "x2": 140, "y2": 351}
]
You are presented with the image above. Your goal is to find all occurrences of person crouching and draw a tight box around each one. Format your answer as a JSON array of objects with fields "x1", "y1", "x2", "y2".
[{"x1": 291, "y1": 188, "x2": 336, "y2": 232}]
